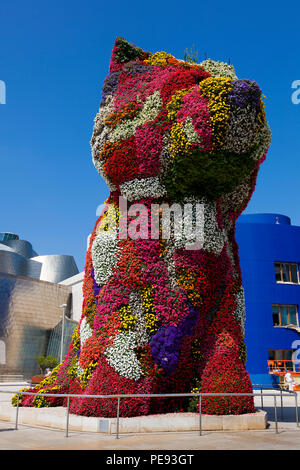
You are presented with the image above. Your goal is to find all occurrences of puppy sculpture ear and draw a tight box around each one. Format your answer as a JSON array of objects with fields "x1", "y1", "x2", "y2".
[{"x1": 109, "y1": 37, "x2": 150, "y2": 72}]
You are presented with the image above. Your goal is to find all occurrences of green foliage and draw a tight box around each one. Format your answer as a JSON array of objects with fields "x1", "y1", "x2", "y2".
[
  {"x1": 83, "y1": 298, "x2": 97, "y2": 328},
  {"x1": 36, "y1": 355, "x2": 59, "y2": 374},
  {"x1": 164, "y1": 149, "x2": 256, "y2": 201},
  {"x1": 184, "y1": 45, "x2": 198, "y2": 64},
  {"x1": 239, "y1": 340, "x2": 247, "y2": 365},
  {"x1": 187, "y1": 380, "x2": 202, "y2": 412},
  {"x1": 114, "y1": 37, "x2": 146, "y2": 64}
]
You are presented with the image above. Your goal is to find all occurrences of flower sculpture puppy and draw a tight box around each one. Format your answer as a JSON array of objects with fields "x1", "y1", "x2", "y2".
[{"x1": 17, "y1": 38, "x2": 271, "y2": 417}]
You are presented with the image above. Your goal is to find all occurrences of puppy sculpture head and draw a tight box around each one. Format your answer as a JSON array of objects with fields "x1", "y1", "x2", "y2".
[{"x1": 91, "y1": 37, "x2": 271, "y2": 207}]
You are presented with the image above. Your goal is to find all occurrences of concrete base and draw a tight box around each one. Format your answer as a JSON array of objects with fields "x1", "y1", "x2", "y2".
[
  {"x1": 98, "y1": 410, "x2": 267, "y2": 434},
  {"x1": 0, "y1": 403, "x2": 267, "y2": 433}
]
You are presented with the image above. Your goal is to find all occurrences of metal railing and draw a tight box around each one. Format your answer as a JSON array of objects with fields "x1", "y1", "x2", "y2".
[
  {"x1": 252, "y1": 384, "x2": 293, "y2": 420},
  {"x1": 268, "y1": 360, "x2": 300, "y2": 374},
  {"x1": 0, "y1": 388, "x2": 298, "y2": 439}
]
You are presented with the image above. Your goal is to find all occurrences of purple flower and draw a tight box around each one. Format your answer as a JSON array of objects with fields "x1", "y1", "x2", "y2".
[
  {"x1": 101, "y1": 71, "x2": 120, "y2": 101},
  {"x1": 150, "y1": 304, "x2": 199, "y2": 375},
  {"x1": 123, "y1": 61, "x2": 153, "y2": 76},
  {"x1": 227, "y1": 80, "x2": 261, "y2": 109},
  {"x1": 91, "y1": 268, "x2": 101, "y2": 298}
]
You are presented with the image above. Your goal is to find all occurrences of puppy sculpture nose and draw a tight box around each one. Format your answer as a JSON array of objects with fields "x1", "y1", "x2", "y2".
[{"x1": 227, "y1": 79, "x2": 262, "y2": 110}]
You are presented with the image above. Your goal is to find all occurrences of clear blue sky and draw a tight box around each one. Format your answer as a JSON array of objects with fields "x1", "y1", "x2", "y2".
[{"x1": 1, "y1": 0, "x2": 299, "y2": 271}]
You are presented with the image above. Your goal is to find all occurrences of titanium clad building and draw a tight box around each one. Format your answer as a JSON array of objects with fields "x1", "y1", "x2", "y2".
[
  {"x1": 0, "y1": 232, "x2": 79, "y2": 283},
  {"x1": 0, "y1": 233, "x2": 79, "y2": 378}
]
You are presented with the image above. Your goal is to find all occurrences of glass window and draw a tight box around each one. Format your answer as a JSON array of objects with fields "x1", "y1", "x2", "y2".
[
  {"x1": 290, "y1": 264, "x2": 298, "y2": 284},
  {"x1": 272, "y1": 304, "x2": 298, "y2": 327},
  {"x1": 280, "y1": 306, "x2": 288, "y2": 325},
  {"x1": 289, "y1": 306, "x2": 297, "y2": 325},
  {"x1": 268, "y1": 349, "x2": 296, "y2": 373},
  {"x1": 274, "y1": 262, "x2": 299, "y2": 284},
  {"x1": 272, "y1": 305, "x2": 280, "y2": 326},
  {"x1": 285, "y1": 350, "x2": 293, "y2": 361},
  {"x1": 274, "y1": 263, "x2": 281, "y2": 282},
  {"x1": 269, "y1": 349, "x2": 294, "y2": 360},
  {"x1": 0, "y1": 232, "x2": 18, "y2": 242},
  {"x1": 281, "y1": 265, "x2": 290, "y2": 282},
  {"x1": 272, "y1": 312, "x2": 280, "y2": 326}
]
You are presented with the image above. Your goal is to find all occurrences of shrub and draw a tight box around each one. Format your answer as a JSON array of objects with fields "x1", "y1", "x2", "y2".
[{"x1": 36, "y1": 355, "x2": 59, "y2": 374}]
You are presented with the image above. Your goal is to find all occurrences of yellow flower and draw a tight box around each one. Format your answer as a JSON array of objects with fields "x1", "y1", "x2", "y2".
[
  {"x1": 141, "y1": 288, "x2": 159, "y2": 333},
  {"x1": 119, "y1": 305, "x2": 136, "y2": 331},
  {"x1": 199, "y1": 77, "x2": 232, "y2": 150},
  {"x1": 79, "y1": 361, "x2": 98, "y2": 389},
  {"x1": 145, "y1": 51, "x2": 175, "y2": 66},
  {"x1": 96, "y1": 202, "x2": 119, "y2": 234}
]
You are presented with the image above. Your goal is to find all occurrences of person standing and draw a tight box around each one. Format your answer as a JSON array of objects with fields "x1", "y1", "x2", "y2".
[{"x1": 285, "y1": 372, "x2": 295, "y2": 391}]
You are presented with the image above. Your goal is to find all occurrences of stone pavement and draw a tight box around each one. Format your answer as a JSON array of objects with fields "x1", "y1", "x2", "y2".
[
  {"x1": 0, "y1": 421, "x2": 300, "y2": 450},
  {"x1": 0, "y1": 384, "x2": 299, "y2": 450}
]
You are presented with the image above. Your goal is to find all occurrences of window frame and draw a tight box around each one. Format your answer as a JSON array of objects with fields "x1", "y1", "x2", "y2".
[
  {"x1": 268, "y1": 349, "x2": 295, "y2": 361},
  {"x1": 272, "y1": 304, "x2": 299, "y2": 328},
  {"x1": 274, "y1": 262, "x2": 299, "y2": 285}
]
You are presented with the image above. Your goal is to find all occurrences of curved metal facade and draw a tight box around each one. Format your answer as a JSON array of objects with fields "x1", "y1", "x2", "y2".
[
  {"x1": 0, "y1": 250, "x2": 42, "y2": 279},
  {"x1": 0, "y1": 234, "x2": 79, "y2": 378},
  {"x1": 0, "y1": 234, "x2": 79, "y2": 283},
  {"x1": 0, "y1": 239, "x2": 37, "y2": 258},
  {"x1": 31, "y1": 255, "x2": 79, "y2": 283},
  {"x1": 0, "y1": 273, "x2": 72, "y2": 378}
]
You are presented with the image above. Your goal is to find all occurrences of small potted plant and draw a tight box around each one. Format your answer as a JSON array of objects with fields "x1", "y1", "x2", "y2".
[{"x1": 31, "y1": 355, "x2": 59, "y2": 384}]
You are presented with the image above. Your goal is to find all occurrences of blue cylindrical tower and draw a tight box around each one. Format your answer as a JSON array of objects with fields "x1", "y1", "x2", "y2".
[{"x1": 236, "y1": 213, "x2": 300, "y2": 386}]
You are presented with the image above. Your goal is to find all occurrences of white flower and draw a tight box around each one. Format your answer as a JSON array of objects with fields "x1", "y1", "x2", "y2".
[
  {"x1": 200, "y1": 58, "x2": 237, "y2": 80},
  {"x1": 223, "y1": 105, "x2": 257, "y2": 154},
  {"x1": 109, "y1": 120, "x2": 136, "y2": 143},
  {"x1": 91, "y1": 232, "x2": 119, "y2": 285},
  {"x1": 129, "y1": 291, "x2": 150, "y2": 347},
  {"x1": 109, "y1": 91, "x2": 162, "y2": 143},
  {"x1": 181, "y1": 117, "x2": 201, "y2": 144},
  {"x1": 120, "y1": 176, "x2": 167, "y2": 201},
  {"x1": 104, "y1": 331, "x2": 142, "y2": 381},
  {"x1": 250, "y1": 121, "x2": 271, "y2": 161},
  {"x1": 220, "y1": 174, "x2": 253, "y2": 215},
  {"x1": 76, "y1": 363, "x2": 84, "y2": 378},
  {"x1": 202, "y1": 201, "x2": 225, "y2": 255},
  {"x1": 159, "y1": 135, "x2": 172, "y2": 178},
  {"x1": 90, "y1": 95, "x2": 117, "y2": 189},
  {"x1": 233, "y1": 287, "x2": 246, "y2": 331},
  {"x1": 161, "y1": 199, "x2": 205, "y2": 250},
  {"x1": 80, "y1": 317, "x2": 93, "y2": 347},
  {"x1": 90, "y1": 95, "x2": 115, "y2": 144}
]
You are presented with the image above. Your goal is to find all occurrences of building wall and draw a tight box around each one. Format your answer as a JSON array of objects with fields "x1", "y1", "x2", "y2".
[
  {"x1": 60, "y1": 271, "x2": 84, "y2": 322},
  {"x1": 31, "y1": 255, "x2": 79, "y2": 283},
  {"x1": 0, "y1": 250, "x2": 42, "y2": 279},
  {"x1": 0, "y1": 238, "x2": 37, "y2": 258},
  {"x1": 0, "y1": 234, "x2": 79, "y2": 283},
  {"x1": 0, "y1": 273, "x2": 72, "y2": 378},
  {"x1": 236, "y1": 213, "x2": 300, "y2": 385}
]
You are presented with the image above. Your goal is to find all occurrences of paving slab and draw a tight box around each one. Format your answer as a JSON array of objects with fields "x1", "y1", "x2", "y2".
[
  {"x1": 0, "y1": 385, "x2": 299, "y2": 450},
  {"x1": 0, "y1": 421, "x2": 300, "y2": 450}
]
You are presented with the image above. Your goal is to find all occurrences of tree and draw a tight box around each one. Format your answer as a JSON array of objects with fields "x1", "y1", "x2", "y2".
[{"x1": 36, "y1": 355, "x2": 59, "y2": 375}]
